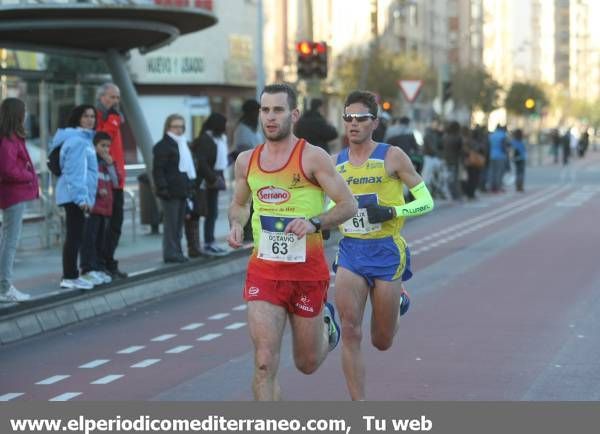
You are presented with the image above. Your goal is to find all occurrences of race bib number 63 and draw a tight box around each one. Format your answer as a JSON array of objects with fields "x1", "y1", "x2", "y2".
[{"x1": 258, "y1": 215, "x2": 306, "y2": 262}]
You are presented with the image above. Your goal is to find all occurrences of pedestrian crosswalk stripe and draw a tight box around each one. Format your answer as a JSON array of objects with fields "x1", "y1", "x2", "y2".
[
  {"x1": 0, "y1": 393, "x2": 23, "y2": 401},
  {"x1": 181, "y1": 323, "x2": 204, "y2": 330},
  {"x1": 79, "y1": 359, "x2": 110, "y2": 369},
  {"x1": 225, "y1": 322, "x2": 246, "y2": 330},
  {"x1": 208, "y1": 313, "x2": 230, "y2": 320},
  {"x1": 91, "y1": 375, "x2": 124, "y2": 385},
  {"x1": 197, "y1": 333, "x2": 222, "y2": 341},
  {"x1": 117, "y1": 345, "x2": 145, "y2": 354},
  {"x1": 49, "y1": 392, "x2": 81, "y2": 401},
  {"x1": 151, "y1": 334, "x2": 177, "y2": 342},
  {"x1": 131, "y1": 359, "x2": 161, "y2": 368},
  {"x1": 165, "y1": 345, "x2": 193, "y2": 354},
  {"x1": 36, "y1": 375, "x2": 70, "y2": 385}
]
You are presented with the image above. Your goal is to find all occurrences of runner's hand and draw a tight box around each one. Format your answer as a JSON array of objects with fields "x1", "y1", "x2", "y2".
[
  {"x1": 365, "y1": 204, "x2": 395, "y2": 223},
  {"x1": 284, "y1": 218, "x2": 315, "y2": 239},
  {"x1": 227, "y1": 222, "x2": 244, "y2": 248}
]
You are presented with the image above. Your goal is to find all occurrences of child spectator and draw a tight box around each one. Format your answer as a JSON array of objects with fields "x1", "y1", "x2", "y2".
[{"x1": 80, "y1": 132, "x2": 119, "y2": 284}]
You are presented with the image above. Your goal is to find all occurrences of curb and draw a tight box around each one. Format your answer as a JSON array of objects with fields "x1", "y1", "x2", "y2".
[{"x1": 0, "y1": 249, "x2": 252, "y2": 346}]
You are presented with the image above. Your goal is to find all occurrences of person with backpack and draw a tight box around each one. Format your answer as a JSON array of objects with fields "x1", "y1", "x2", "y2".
[
  {"x1": 49, "y1": 105, "x2": 98, "y2": 290},
  {"x1": 0, "y1": 98, "x2": 38, "y2": 303},
  {"x1": 79, "y1": 132, "x2": 120, "y2": 284}
]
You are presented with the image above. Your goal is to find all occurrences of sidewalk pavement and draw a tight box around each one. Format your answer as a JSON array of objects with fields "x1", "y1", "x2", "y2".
[{"x1": 3, "y1": 188, "x2": 238, "y2": 309}]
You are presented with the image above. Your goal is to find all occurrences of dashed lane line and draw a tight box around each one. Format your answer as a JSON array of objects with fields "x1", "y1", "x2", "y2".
[
  {"x1": 224, "y1": 322, "x2": 247, "y2": 330},
  {"x1": 117, "y1": 346, "x2": 145, "y2": 354},
  {"x1": 232, "y1": 305, "x2": 247, "y2": 311},
  {"x1": 79, "y1": 359, "x2": 110, "y2": 369},
  {"x1": 151, "y1": 334, "x2": 177, "y2": 342},
  {"x1": 91, "y1": 375, "x2": 124, "y2": 385},
  {"x1": 197, "y1": 333, "x2": 222, "y2": 341},
  {"x1": 181, "y1": 323, "x2": 205, "y2": 330},
  {"x1": 49, "y1": 392, "x2": 81, "y2": 402},
  {"x1": 0, "y1": 393, "x2": 24, "y2": 401},
  {"x1": 208, "y1": 313, "x2": 230, "y2": 320},
  {"x1": 131, "y1": 359, "x2": 161, "y2": 368},
  {"x1": 36, "y1": 375, "x2": 70, "y2": 385},
  {"x1": 165, "y1": 345, "x2": 194, "y2": 354}
]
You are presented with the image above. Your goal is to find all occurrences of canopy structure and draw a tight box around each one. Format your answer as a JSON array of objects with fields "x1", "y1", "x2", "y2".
[
  {"x1": 0, "y1": 1, "x2": 218, "y2": 176},
  {"x1": 0, "y1": 3, "x2": 216, "y2": 56}
]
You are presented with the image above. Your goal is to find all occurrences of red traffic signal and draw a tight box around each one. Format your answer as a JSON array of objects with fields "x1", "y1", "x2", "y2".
[{"x1": 296, "y1": 41, "x2": 328, "y2": 80}]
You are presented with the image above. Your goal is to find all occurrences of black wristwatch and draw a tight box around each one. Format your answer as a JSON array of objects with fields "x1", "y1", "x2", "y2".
[{"x1": 308, "y1": 217, "x2": 322, "y2": 232}]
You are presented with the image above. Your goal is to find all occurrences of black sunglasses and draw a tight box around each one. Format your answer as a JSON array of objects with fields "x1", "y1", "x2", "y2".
[{"x1": 342, "y1": 113, "x2": 376, "y2": 123}]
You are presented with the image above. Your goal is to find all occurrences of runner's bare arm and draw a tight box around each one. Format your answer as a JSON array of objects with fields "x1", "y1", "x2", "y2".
[
  {"x1": 308, "y1": 146, "x2": 357, "y2": 229},
  {"x1": 365, "y1": 146, "x2": 434, "y2": 223},
  {"x1": 227, "y1": 151, "x2": 253, "y2": 248}
]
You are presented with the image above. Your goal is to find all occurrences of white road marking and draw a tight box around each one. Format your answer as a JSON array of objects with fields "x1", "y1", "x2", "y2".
[
  {"x1": 91, "y1": 375, "x2": 124, "y2": 385},
  {"x1": 151, "y1": 334, "x2": 177, "y2": 342},
  {"x1": 232, "y1": 305, "x2": 247, "y2": 311},
  {"x1": 165, "y1": 345, "x2": 194, "y2": 354},
  {"x1": 36, "y1": 375, "x2": 70, "y2": 385},
  {"x1": 117, "y1": 345, "x2": 145, "y2": 354},
  {"x1": 197, "y1": 333, "x2": 222, "y2": 341},
  {"x1": 49, "y1": 392, "x2": 81, "y2": 402},
  {"x1": 0, "y1": 393, "x2": 24, "y2": 401},
  {"x1": 181, "y1": 323, "x2": 204, "y2": 330},
  {"x1": 131, "y1": 359, "x2": 161, "y2": 368},
  {"x1": 224, "y1": 322, "x2": 247, "y2": 330},
  {"x1": 79, "y1": 359, "x2": 110, "y2": 369},
  {"x1": 208, "y1": 313, "x2": 230, "y2": 320}
]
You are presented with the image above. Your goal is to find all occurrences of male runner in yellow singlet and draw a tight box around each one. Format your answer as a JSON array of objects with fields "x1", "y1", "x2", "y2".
[
  {"x1": 227, "y1": 84, "x2": 357, "y2": 401},
  {"x1": 332, "y1": 91, "x2": 434, "y2": 400}
]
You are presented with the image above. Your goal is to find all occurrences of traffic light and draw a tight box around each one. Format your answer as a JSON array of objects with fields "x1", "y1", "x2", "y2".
[
  {"x1": 524, "y1": 98, "x2": 536, "y2": 110},
  {"x1": 442, "y1": 81, "x2": 452, "y2": 103},
  {"x1": 296, "y1": 41, "x2": 313, "y2": 80},
  {"x1": 296, "y1": 41, "x2": 328, "y2": 80},
  {"x1": 382, "y1": 100, "x2": 392, "y2": 112},
  {"x1": 313, "y1": 41, "x2": 328, "y2": 79}
]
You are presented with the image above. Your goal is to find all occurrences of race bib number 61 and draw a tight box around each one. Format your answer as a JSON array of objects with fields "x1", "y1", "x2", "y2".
[{"x1": 258, "y1": 215, "x2": 306, "y2": 262}]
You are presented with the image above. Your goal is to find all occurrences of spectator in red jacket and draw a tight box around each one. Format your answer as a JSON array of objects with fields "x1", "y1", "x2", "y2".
[
  {"x1": 96, "y1": 83, "x2": 127, "y2": 279},
  {"x1": 0, "y1": 98, "x2": 39, "y2": 303},
  {"x1": 80, "y1": 132, "x2": 121, "y2": 286}
]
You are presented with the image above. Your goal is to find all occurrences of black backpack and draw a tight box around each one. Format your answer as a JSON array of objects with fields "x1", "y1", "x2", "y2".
[{"x1": 47, "y1": 145, "x2": 62, "y2": 176}]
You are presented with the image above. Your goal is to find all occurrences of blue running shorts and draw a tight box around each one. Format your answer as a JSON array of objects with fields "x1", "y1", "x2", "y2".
[{"x1": 334, "y1": 236, "x2": 413, "y2": 287}]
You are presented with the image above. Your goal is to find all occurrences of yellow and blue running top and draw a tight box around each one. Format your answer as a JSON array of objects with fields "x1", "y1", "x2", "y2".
[{"x1": 334, "y1": 143, "x2": 412, "y2": 285}]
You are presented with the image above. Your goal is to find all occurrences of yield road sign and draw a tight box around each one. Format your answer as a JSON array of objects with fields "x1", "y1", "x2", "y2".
[{"x1": 398, "y1": 79, "x2": 423, "y2": 103}]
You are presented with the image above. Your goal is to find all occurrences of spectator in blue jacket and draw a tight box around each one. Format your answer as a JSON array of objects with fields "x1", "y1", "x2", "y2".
[
  {"x1": 511, "y1": 129, "x2": 527, "y2": 192},
  {"x1": 488, "y1": 125, "x2": 509, "y2": 193},
  {"x1": 49, "y1": 105, "x2": 98, "y2": 290}
]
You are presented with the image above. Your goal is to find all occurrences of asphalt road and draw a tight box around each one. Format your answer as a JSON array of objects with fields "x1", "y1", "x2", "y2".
[{"x1": 1, "y1": 154, "x2": 599, "y2": 401}]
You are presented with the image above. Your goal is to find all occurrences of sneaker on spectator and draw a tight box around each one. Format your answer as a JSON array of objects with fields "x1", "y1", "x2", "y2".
[
  {"x1": 204, "y1": 244, "x2": 228, "y2": 256},
  {"x1": 323, "y1": 302, "x2": 341, "y2": 352},
  {"x1": 400, "y1": 289, "x2": 411, "y2": 316},
  {"x1": 93, "y1": 271, "x2": 112, "y2": 284},
  {"x1": 0, "y1": 286, "x2": 31, "y2": 303},
  {"x1": 60, "y1": 278, "x2": 94, "y2": 290},
  {"x1": 81, "y1": 272, "x2": 104, "y2": 286}
]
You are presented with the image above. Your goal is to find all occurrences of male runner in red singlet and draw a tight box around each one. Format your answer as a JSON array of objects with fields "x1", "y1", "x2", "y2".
[{"x1": 227, "y1": 84, "x2": 357, "y2": 400}]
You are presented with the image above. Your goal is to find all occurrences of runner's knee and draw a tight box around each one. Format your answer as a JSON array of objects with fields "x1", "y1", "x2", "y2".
[
  {"x1": 255, "y1": 348, "x2": 278, "y2": 377},
  {"x1": 294, "y1": 353, "x2": 320, "y2": 375},
  {"x1": 341, "y1": 321, "x2": 362, "y2": 345},
  {"x1": 371, "y1": 332, "x2": 394, "y2": 351}
]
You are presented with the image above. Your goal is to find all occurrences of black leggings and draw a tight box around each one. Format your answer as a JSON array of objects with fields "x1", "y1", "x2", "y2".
[{"x1": 62, "y1": 203, "x2": 85, "y2": 279}]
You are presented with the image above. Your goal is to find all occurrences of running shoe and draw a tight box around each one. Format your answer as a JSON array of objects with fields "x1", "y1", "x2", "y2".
[
  {"x1": 400, "y1": 290, "x2": 411, "y2": 316},
  {"x1": 324, "y1": 302, "x2": 341, "y2": 352},
  {"x1": 93, "y1": 271, "x2": 112, "y2": 284},
  {"x1": 0, "y1": 286, "x2": 31, "y2": 303}
]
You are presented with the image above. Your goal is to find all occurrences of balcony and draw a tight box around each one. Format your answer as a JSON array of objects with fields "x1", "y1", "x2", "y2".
[{"x1": 0, "y1": 0, "x2": 217, "y2": 55}]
